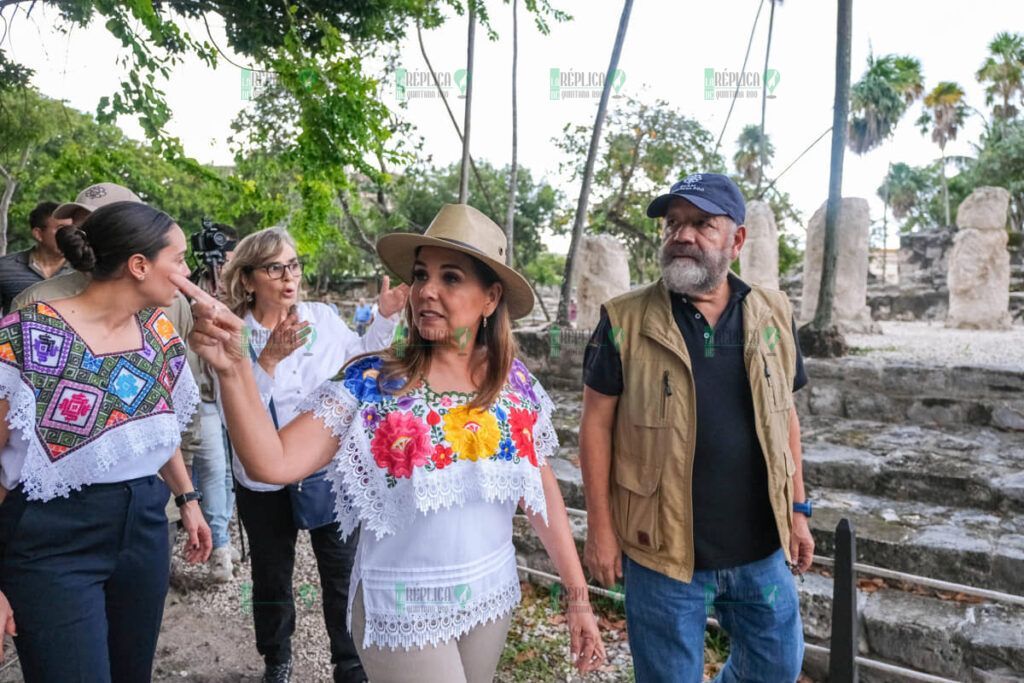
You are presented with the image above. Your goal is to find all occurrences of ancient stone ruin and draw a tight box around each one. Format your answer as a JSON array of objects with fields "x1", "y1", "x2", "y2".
[
  {"x1": 800, "y1": 197, "x2": 880, "y2": 333},
  {"x1": 739, "y1": 199, "x2": 780, "y2": 290},
  {"x1": 575, "y1": 233, "x2": 630, "y2": 330},
  {"x1": 947, "y1": 186, "x2": 1012, "y2": 330}
]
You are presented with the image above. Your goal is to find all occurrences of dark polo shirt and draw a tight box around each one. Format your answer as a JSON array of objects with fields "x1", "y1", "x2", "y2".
[
  {"x1": 0, "y1": 250, "x2": 73, "y2": 314},
  {"x1": 584, "y1": 274, "x2": 808, "y2": 570}
]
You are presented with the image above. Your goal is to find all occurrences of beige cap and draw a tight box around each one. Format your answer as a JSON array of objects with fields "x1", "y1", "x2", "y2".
[
  {"x1": 376, "y1": 203, "x2": 535, "y2": 319},
  {"x1": 53, "y1": 183, "x2": 143, "y2": 220}
]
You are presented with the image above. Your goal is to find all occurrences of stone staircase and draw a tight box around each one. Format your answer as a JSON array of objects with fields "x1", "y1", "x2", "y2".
[{"x1": 512, "y1": 356, "x2": 1024, "y2": 681}]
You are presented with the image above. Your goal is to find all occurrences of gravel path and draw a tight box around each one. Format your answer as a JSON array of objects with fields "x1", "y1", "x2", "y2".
[{"x1": 844, "y1": 321, "x2": 1024, "y2": 370}]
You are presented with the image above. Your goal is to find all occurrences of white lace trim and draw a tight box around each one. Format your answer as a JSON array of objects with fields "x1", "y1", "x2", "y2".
[
  {"x1": 300, "y1": 374, "x2": 556, "y2": 541},
  {"x1": 356, "y1": 571, "x2": 521, "y2": 651},
  {"x1": 0, "y1": 360, "x2": 199, "y2": 501}
]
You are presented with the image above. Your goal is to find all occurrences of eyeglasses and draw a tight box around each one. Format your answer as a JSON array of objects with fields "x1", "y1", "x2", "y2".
[{"x1": 255, "y1": 259, "x2": 303, "y2": 279}]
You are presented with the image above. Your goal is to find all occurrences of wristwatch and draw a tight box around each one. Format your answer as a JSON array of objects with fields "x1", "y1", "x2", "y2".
[
  {"x1": 175, "y1": 490, "x2": 204, "y2": 508},
  {"x1": 793, "y1": 500, "x2": 813, "y2": 517}
]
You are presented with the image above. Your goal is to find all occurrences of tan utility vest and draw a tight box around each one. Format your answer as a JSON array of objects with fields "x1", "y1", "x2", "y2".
[{"x1": 603, "y1": 279, "x2": 798, "y2": 583}]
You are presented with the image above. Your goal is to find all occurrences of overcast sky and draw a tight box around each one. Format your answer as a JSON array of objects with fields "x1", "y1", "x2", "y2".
[{"x1": 8, "y1": 0, "x2": 1022, "y2": 252}]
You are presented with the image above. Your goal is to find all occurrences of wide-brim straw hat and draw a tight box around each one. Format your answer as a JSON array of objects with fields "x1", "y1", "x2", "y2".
[{"x1": 376, "y1": 203, "x2": 535, "y2": 320}]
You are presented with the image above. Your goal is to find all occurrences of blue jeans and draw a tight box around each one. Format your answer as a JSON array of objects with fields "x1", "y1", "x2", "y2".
[
  {"x1": 191, "y1": 401, "x2": 235, "y2": 549},
  {"x1": 623, "y1": 549, "x2": 804, "y2": 683}
]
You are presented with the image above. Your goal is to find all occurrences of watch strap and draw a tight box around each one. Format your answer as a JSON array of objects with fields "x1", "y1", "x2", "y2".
[{"x1": 175, "y1": 490, "x2": 203, "y2": 508}]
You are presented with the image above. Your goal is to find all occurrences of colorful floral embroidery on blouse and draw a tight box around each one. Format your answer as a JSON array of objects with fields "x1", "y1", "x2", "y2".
[
  {"x1": 336, "y1": 356, "x2": 545, "y2": 486},
  {"x1": 304, "y1": 355, "x2": 556, "y2": 539}
]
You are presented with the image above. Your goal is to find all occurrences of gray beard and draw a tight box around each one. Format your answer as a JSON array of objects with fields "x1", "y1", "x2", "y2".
[{"x1": 660, "y1": 248, "x2": 732, "y2": 295}]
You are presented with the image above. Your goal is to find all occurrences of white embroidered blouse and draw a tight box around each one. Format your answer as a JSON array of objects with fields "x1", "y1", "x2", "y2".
[
  {"x1": 299, "y1": 355, "x2": 557, "y2": 650},
  {"x1": 0, "y1": 303, "x2": 199, "y2": 501}
]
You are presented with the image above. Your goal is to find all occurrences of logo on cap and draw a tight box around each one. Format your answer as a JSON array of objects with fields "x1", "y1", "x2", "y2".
[{"x1": 83, "y1": 186, "x2": 108, "y2": 199}]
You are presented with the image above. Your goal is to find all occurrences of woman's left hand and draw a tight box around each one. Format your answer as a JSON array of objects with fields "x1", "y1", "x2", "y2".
[
  {"x1": 179, "y1": 501, "x2": 213, "y2": 564},
  {"x1": 377, "y1": 275, "x2": 410, "y2": 318},
  {"x1": 567, "y1": 602, "x2": 606, "y2": 673}
]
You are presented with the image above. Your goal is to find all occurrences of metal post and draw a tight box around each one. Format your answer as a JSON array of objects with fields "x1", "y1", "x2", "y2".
[{"x1": 829, "y1": 517, "x2": 859, "y2": 682}]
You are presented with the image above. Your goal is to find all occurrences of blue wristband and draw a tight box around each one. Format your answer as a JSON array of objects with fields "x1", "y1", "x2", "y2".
[{"x1": 793, "y1": 500, "x2": 812, "y2": 517}]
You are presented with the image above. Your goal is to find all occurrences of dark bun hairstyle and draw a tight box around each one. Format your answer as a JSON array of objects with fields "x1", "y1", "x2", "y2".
[{"x1": 57, "y1": 201, "x2": 176, "y2": 280}]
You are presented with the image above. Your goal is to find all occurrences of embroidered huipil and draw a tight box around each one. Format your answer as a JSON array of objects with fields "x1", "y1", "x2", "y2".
[
  {"x1": 0, "y1": 303, "x2": 199, "y2": 500},
  {"x1": 299, "y1": 356, "x2": 557, "y2": 650}
]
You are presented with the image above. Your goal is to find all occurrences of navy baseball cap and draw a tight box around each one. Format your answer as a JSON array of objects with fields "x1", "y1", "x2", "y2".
[{"x1": 646, "y1": 173, "x2": 746, "y2": 225}]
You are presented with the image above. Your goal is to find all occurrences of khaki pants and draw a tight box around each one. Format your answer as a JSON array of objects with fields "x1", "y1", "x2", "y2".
[{"x1": 351, "y1": 583, "x2": 513, "y2": 683}]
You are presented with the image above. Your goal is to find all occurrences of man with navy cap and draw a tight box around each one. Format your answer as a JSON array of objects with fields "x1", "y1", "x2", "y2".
[{"x1": 579, "y1": 173, "x2": 813, "y2": 681}]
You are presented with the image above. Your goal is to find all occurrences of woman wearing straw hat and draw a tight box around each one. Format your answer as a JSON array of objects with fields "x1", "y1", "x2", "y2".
[{"x1": 175, "y1": 204, "x2": 605, "y2": 682}]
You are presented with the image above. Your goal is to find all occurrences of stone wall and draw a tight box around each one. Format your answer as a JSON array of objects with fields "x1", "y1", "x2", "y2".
[
  {"x1": 898, "y1": 228, "x2": 955, "y2": 291},
  {"x1": 515, "y1": 329, "x2": 1024, "y2": 432}
]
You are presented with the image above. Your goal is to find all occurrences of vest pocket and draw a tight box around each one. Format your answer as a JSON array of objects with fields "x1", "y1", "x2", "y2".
[{"x1": 613, "y1": 444, "x2": 665, "y2": 552}]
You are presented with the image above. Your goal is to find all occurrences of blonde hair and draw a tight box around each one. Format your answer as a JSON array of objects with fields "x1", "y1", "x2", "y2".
[{"x1": 220, "y1": 227, "x2": 299, "y2": 316}]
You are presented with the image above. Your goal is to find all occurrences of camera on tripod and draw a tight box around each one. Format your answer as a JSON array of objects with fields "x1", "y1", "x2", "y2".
[{"x1": 190, "y1": 218, "x2": 238, "y2": 292}]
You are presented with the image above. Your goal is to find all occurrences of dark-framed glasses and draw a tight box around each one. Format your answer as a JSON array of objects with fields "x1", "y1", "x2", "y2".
[{"x1": 258, "y1": 259, "x2": 303, "y2": 279}]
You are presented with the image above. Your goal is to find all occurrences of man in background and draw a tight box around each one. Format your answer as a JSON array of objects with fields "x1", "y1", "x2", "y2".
[{"x1": 0, "y1": 201, "x2": 74, "y2": 313}]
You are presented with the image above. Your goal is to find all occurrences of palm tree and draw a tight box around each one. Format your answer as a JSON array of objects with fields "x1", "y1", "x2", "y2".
[
  {"x1": 458, "y1": 2, "x2": 477, "y2": 203},
  {"x1": 878, "y1": 162, "x2": 928, "y2": 221},
  {"x1": 504, "y1": 0, "x2": 519, "y2": 266},
  {"x1": 734, "y1": 124, "x2": 775, "y2": 184},
  {"x1": 918, "y1": 81, "x2": 968, "y2": 226},
  {"x1": 976, "y1": 32, "x2": 1024, "y2": 122},
  {"x1": 848, "y1": 53, "x2": 924, "y2": 154},
  {"x1": 558, "y1": 0, "x2": 634, "y2": 325},
  {"x1": 803, "y1": 0, "x2": 851, "y2": 359}
]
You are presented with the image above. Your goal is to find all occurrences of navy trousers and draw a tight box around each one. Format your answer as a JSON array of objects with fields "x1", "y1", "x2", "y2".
[{"x1": 0, "y1": 475, "x2": 171, "y2": 683}]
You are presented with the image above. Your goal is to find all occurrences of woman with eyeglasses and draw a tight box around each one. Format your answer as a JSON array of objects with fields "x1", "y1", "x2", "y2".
[{"x1": 218, "y1": 227, "x2": 408, "y2": 683}]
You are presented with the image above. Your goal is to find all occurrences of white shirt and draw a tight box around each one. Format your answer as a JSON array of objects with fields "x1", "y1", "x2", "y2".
[
  {"x1": 222, "y1": 301, "x2": 397, "y2": 492},
  {"x1": 299, "y1": 356, "x2": 557, "y2": 650}
]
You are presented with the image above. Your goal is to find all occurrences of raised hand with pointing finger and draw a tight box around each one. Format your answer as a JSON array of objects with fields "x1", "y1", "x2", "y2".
[{"x1": 376, "y1": 274, "x2": 410, "y2": 318}]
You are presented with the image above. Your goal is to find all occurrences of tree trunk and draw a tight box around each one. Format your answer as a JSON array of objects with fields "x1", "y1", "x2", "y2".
[
  {"x1": 803, "y1": 0, "x2": 851, "y2": 358},
  {"x1": 0, "y1": 176, "x2": 14, "y2": 257},
  {"x1": 504, "y1": 0, "x2": 519, "y2": 266},
  {"x1": 557, "y1": 0, "x2": 633, "y2": 325},
  {"x1": 0, "y1": 146, "x2": 30, "y2": 257},
  {"x1": 458, "y1": 3, "x2": 476, "y2": 204},
  {"x1": 757, "y1": 0, "x2": 777, "y2": 194},
  {"x1": 417, "y1": 21, "x2": 499, "y2": 218},
  {"x1": 940, "y1": 146, "x2": 950, "y2": 227}
]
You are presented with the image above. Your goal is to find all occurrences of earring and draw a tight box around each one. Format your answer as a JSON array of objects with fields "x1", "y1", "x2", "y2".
[
  {"x1": 247, "y1": 292, "x2": 255, "y2": 304},
  {"x1": 482, "y1": 315, "x2": 488, "y2": 329}
]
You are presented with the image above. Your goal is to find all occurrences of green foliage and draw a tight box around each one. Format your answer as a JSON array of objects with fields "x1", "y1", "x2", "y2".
[
  {"x1": 918, "y1": 81, "x2": 969, "y2": 150},
  {"x1": 975, "y1": 32, "x2": 1024, "y2": 122},
  {"x1": 554, "y1": 97, "x2": 724, "y2": 281},
  {"x1": 968, "y1": 120, "x2": 1024, "y2": 231},
  {"x1": 390, "y1": 160, "x2": 562, "y2": 268},
  {"x1": 1, "y1": 90, "x2": 245, "y2": 253},
  {"x1": 521, "y1": 251, "x2": 565, "y2": 287},
  {"x1": 848, "y1": 53, "x2": 924, "y2": 155},
  {"x1": 734, "y1": 124, "x2": 775, "y2": 184},
  {"x1": 778, "y1": 231, "x2": 802, "y2": 276}
]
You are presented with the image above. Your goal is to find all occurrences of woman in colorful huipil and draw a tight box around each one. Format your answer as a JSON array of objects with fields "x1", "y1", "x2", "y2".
[
  {"x1": 179, "y1": 204, "x2": 605, "y2": 682},
  {"x1": 0, "y1": 201, "x2": 210, "y2": 682}
]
